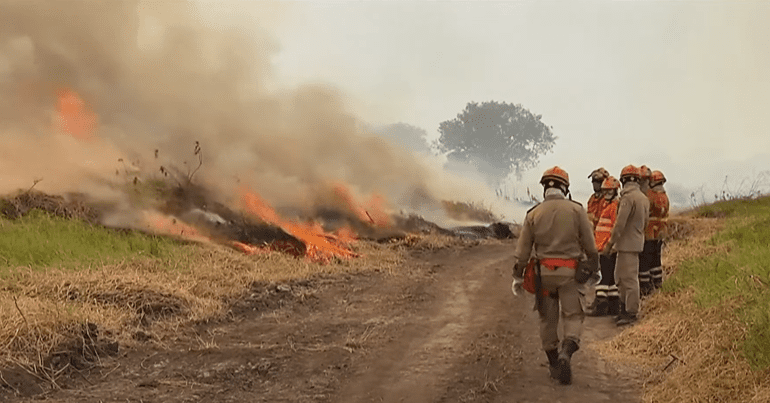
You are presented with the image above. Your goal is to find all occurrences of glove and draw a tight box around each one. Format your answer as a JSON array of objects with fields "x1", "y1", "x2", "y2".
[
  {"x1": 512, "y1": 262, "x2": 524, "y2": 279},
  {"x1": 511, "y1": 277, "x2": 524, "y2": 296},
  {"x1": 575, "y1": 261, "x2": 593, "y2": 284}
]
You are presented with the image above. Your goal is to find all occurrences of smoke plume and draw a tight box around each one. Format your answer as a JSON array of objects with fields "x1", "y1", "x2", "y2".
[{"x1": 0, "y1": 0, "x2": 466, "y2": 222}]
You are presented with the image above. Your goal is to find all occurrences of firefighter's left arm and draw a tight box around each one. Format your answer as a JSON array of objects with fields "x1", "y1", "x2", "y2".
[
  {"x1": 609, "y1": 197, "x2": 632, "y2": 246},
  {"x1": 513, "y1": 215, "x2": 534, "y2": 278},
  {"x1": 577, "y1": 208, "x2": 600, "y2": 274},
  {"x1": 644, "y1": 198, "x2": 651, "y2": 229}
]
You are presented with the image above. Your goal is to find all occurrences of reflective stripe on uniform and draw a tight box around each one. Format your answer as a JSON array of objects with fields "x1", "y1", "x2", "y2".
[
  {"x1": 596, "y1": 224, "x2": 613, "y2": 232},
  {"x1": 595, "y1": 284, "x2": 609, "y2": 298},
  {"x1": 650, "y1": 266, "x2": 664, "y2": 279}
]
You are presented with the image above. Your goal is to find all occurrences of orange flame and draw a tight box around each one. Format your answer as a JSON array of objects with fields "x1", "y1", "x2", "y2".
[
  {"x1": 364, "y1": 194, "x2": 391, "y2": 228},
  {"x1": 334, "y1": 226, "x2": 358, "y2": 246},
  {"x1": 143, "y1": 211, "x2": 210, "y2": 243},
  {"x1": 55, "y1": 88, "x2": 97, "y2": 140},
  {"x1": 333, "y1": 184, "x2": 391, "y2": 228},
  {"x1": 239, "y1": 186, "x2": 359, "y2": 263},
  {"x1": 232, "y1": 241, "x2": 270, "y2": 256}
]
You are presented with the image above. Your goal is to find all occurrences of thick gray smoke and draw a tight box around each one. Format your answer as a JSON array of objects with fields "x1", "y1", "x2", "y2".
[{"x1": 0, "y1": 0, "x2": 462, "y2": 220}]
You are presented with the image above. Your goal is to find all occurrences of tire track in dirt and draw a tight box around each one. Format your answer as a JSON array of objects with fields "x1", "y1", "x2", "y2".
[{"x1": 334, "y1": 244, "x2": 514, "y2": 403}]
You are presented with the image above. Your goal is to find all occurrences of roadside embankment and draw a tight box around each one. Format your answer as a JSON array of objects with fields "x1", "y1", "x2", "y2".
[{"x1": 599, "y1": 196, "x2": 770, "y2": 402}]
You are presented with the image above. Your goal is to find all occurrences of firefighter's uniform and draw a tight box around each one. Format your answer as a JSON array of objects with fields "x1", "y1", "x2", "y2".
[
  {"x1": 584, "y1": 168, "x2": 609, "y2": 313},
  {"x1": 637, "y1": 166, "x2": 654, "y2": 294},
  {"x1": 586, "y1": 193, "x2": 605, "y2": 230},
  {"x1": 513, "y1": 166, "x2": 598, "y2": 385},
  {"x1": 607, "y1": 166, "x2": 649, "y2": 324},
  {"x1": 645, "y1": 171, "x2": 669, "y2": 289},
  {"x1": 586, "y1": 168, "x2": 610, "y2": 229},
  {"x1": 590, "y1": 176, "x2": 620, "y2": 316}
]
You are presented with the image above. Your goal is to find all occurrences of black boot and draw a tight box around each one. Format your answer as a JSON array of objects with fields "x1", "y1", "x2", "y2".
[
  {"x1": 614, "y1": 302, "x2": 626, "y2": 321},
  {"x1": 587, "y1": 299, "x2": 608, "y2": 317},
  {"x1": 545, "y1": 349, "x2": 559, "y2": 379},
  {"x1": 616, "y1": 312, "x2": 638, "y2": 326},
  {"x1": 607, "y1": 298, "x2": 620, "y2": 316},
  {"x1": 557, "y1": 339, "x2": 580, "y2": 385},
  {"x1": 640, "y1": 282, "x2": 654, "y2": 297}
]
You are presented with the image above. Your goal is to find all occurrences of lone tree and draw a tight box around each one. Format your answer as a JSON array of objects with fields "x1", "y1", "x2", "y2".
[{"x1": 437, "y1": 101, "x2": 556, "y2": 184}]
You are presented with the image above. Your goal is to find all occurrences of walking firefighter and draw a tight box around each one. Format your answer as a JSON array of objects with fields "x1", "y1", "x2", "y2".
[
  {"x1": 643, "y1": 170, "x2": 669, "y2": 290},
  {"x1": 512, "y1": 166, "x2": 599, "y2": 385},
  {"x1": 604, "y1": 165, "x2": 649, "y2": 326},
  {"x1": 587, "y1": 176, "x2": 621, "y2": 317}
]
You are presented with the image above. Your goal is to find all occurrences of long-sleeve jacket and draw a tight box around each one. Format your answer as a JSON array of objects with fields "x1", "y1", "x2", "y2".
[
  {"x1": 644, "y1": 185, "x2": 670, "y2": 240},
  {"x1": 514, "y1": 190, "x2": 599, "y2": 276},
  {"x1": 586, "y1": 193, "x2": 606, "y2": 230},
  {"x1": 594, "y1": 198, "x2": 618, "y2": 252},
  {"x1": 608, "y1": 182, "x2": 650, "y2": 252}
]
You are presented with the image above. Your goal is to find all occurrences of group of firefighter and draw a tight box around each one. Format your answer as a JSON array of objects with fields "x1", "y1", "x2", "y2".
[
  {"x1": 586, "y1": 165, "x2": 670, "y2": 318},
  {"x1": 511, "y1": 164, "x2": 669, "y2": 385}
]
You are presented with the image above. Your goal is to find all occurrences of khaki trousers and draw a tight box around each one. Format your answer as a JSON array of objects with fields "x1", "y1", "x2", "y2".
[
  {"x1": 615, "y1": 251, "x2": 640, "y2": 315},
  {"x1": 539, "y1": 267, "x2": 584, "y2": 351}
]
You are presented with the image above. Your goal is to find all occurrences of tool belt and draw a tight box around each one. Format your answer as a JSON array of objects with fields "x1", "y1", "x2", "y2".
[{"x1": 539, "y1": 258, "x2": 578, "y2": 271}]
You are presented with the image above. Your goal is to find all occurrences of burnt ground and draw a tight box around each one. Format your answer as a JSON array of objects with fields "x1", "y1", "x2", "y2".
[{"x1": 2, "y1": 241, "x2": 642, "y2": 403}]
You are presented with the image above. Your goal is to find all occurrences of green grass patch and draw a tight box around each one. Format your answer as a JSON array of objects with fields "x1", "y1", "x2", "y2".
[
  {"x1": 665, "y1": 196, "x2": 770, "y2": 369},
  {"x1": 695, "y1": 195, "x2": 770, "y2": 218},
  {"x1": 0, "y1": 209, "x2": 181, "y2": 273}
]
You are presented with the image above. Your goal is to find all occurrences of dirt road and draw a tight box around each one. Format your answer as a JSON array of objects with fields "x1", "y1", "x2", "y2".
[{"x1": 8, "y1": 241, "x2": 642, "y2": 402}]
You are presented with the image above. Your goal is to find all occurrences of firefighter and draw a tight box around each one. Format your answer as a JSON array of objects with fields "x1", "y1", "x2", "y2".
[
  {"x1": 586, "y1": 168, "x2": 610, "y2": 229},
  {"x1": 512, "y1": 166, "x2": 599, "y2": 385},
  {"x1": 637, "y1": 165, "x2": 654, "y2": 294},
  {"x1": 605, "y1": 165, "x2": 649, "y2": 326},
  {"x1": 646, "y1": 170, "x2": 669, "y2": 289},
  {"x1": 588, "y1": 176, "x2": 621, "y2": 317},
  {"x1": 583, "y1": 167, "x2": 609, "y2": 313}
]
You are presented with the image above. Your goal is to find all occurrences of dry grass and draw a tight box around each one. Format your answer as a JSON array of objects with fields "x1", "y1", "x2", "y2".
[
  {"x1": 0, "y1": 240, "x2": 404, "y2": 373},
  {"x1": 596, "y1": 215, "x2": 770, "y2": 403},
  {"x1": 387, "y1": 232, "x2": 481, "y2": 251},
  {"x1": 599, "y1": 291, "x2": 770, "y2": 403},
  {"x1": 661, "y1": 216, "x2": 728, "y2": 279},
  {"x1": 0, "y1": 190, "x2": 97, "y2": 222},
  {"x1": 441, "y1": 200, "x2": 499, "y2": 223}
]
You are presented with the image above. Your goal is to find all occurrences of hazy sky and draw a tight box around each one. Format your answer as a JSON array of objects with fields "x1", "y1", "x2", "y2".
[{"x1": 268, "y1": 1, "x2": 770, "y2": 207}]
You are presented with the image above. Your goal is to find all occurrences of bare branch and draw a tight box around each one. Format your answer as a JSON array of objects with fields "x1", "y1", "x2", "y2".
[{"x1": 25, "y1": 178, "x2": 43, "y2": 194}]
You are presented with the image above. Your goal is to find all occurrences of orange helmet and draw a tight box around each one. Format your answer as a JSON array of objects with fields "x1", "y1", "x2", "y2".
[
  {"x1": 650, "y1": 170, "x2": 666, "y2": 186},
  {"x1": 601, "y1": 176, "x2": 621, "y2": 190},
  {"x1": 588, "y1": 167, "x2": 610, "y2": 182},
  {"x1": 639, "y1": 165, "x2": 652, "y2": 179},
  {"x1": 540, "y1": 166, "x2": 570, "y2": 187},
  {"x1": 619, "y1": 164, "x2": 641, "y2": 180}
]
